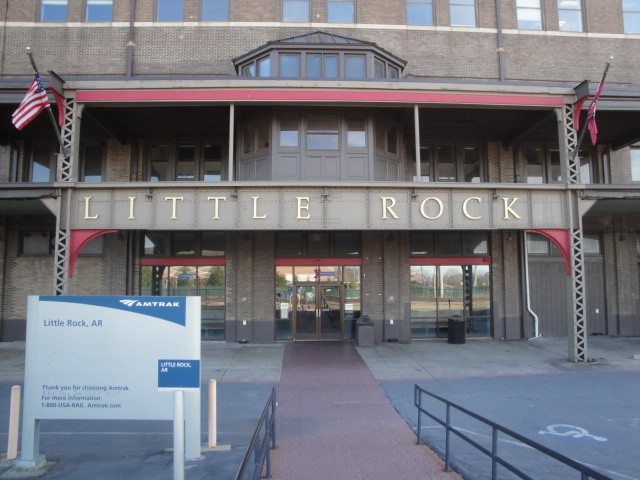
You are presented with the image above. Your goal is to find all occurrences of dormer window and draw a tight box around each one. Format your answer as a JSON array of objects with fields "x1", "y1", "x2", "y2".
[{"x1": 234, "y1": 32, "x2": 406, "y2": 80}]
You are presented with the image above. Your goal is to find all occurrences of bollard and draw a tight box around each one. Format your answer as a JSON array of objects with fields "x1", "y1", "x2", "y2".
[
  {"x1": 7, "y1": 385, "x2": 21, "y2": 460},
  {"x1": 208, "y1": 379, "x2": 217, "y2": 448}
]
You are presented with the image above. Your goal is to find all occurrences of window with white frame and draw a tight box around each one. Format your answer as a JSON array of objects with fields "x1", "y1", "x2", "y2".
[
  {"x1": 41, "y1": 0, "x2": 67, "y2": 21},
  {"x1": 516, "y1": 0, "x2": 543, "y2": 30},
  {"x1": 157, "y1": 0, "x2": 184, "y2": 21},
  {"x1": 557, "y1": 0, "x2": 583, "y2": 31},
  {"x1": 328, "y1": 0, "x2": 355, "y2": 23},
  {"x1": 631, "y1": 147, "x2": 640, "y2": 181},
  {"x1": 624, "y1": 0, "x2": 640, "y2": 34},
  {"x1": 86, "y1": 0, "x2": 112, "y2": 21},
  {"x1": 450, "y1": 0, "x2": 476, "y2": 27},
  {"x1": 407, "y1": 0, "x2": 434, "y2": 25},
  {"x1": 202, "y1": 0, "x2": 228, "y2": 21},
  {"x1": 283, "y1": 0, "x2": 309, "y2": 22}
]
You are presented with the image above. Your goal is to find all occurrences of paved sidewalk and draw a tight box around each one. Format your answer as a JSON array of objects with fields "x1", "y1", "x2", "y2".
[
  {"x1": 0, "y1": 336, "x2": 638, "y2": 479},
  {"x1": 270, "y1": 342, "x2": 460, "y2": 480}
]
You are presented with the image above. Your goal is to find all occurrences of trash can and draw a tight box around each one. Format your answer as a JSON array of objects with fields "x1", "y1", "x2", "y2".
[
  {"x1": 356, "y1": 315, "x2": 375, "y2": 347},
  {"x1": 447, "y1": 315, "x2": 466, "y2": 344}
]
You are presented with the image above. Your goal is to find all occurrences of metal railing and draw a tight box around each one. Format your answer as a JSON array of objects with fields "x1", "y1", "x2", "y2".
[
  {"x1": 414, "y1": 384, "x2": 611, "y2": 480},
  {"x1": 235, "y1": 387, "x2": 277, "y2": 480}
]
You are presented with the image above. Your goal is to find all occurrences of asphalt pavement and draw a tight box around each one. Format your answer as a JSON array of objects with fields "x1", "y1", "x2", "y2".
[{"x1": 0, "y1": 336, "x2": 638, "y2": 479}]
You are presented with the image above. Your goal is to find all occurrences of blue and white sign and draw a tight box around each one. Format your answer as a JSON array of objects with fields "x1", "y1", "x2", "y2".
[
  {"x1": 158, "y1": 360, "x2": 201, "y2": 391},
  {"x1": 18, "y1": 295, "x2": 202, "y2": 468}
]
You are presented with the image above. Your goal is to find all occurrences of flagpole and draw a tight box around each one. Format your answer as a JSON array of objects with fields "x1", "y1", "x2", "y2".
[
  {"x1": 570, "y1": 56, "x2": 613, "y2": 164},
  {"x1": 25, "y1": 47, "x2": 68, "y2": 156}
]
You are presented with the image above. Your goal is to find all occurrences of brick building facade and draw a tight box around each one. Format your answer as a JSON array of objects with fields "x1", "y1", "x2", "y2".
[{"x1": 1, "y1": 0, "x2": 639, "y2": 360}]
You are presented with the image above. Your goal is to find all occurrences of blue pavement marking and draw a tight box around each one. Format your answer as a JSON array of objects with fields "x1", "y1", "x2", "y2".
[{"x1": 381, "y1": 372, "x2": 640, "y2": 480}]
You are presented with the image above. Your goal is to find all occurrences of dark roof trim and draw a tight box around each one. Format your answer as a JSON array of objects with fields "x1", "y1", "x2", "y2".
[{"x1": 232, "y1": 30, "x2": 407, "y2": 69}]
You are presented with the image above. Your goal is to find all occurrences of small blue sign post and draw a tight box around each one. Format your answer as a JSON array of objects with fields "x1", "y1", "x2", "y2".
[
  {"x1": 158, "y1": 360, "x2": 201, "y2": 390},
  {"x1": 158, "y1": 359, "x2": 201, "y2": 480}
]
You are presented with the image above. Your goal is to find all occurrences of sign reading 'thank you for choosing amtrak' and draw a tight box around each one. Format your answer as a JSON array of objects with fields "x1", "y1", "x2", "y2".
[{"x1": 24, "y1": 296, "x2": 201, "y2": 420}]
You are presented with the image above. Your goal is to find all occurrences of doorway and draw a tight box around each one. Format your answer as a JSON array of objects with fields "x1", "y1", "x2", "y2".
[{"x1": 292, "y1": 282, "x2": 343, "y2": 340}]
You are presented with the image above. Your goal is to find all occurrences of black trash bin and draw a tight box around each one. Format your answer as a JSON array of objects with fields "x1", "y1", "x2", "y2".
[
  {"x1": 447, "y1": 315, "x2": 466, "y2": 344},
  {"x1": 356, "y1": 315, "x2": 374, "y2": 347}
]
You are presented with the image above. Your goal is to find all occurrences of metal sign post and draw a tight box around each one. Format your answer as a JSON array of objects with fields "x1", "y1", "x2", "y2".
[{"x1": 158, "y1": 359, "x2": 201, "y2": 480}]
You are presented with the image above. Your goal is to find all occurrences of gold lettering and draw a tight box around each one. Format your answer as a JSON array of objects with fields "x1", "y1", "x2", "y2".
[
  {"x1": 462, "y1": 197, "x2": 482, "y2": 220},
  {"x1": 165, "y1": 196, "x2": 184, "y2": 220},
  {"x1": 252, "y1": 196, "x2": 267, "y2": 219},
  {"x1": 207, "y1": 196, "x2": 227, "y2": 219},
  {"x1": 296, "y1": 196, "x2": 310, "y2": 220},
  {"x1": 381, "y1": 197, "x2": 399, "y2": 219},
  {"x1": 419, "y1": 197, "x2": 444, "y2": 220},
  {"x1": 502, "y1": 197, "x2": 521, "y2": 220},
  {"x1": 83, "y1": 196, "x2": 98, "y2": 220},
  {"x1": 128, "y1": 196, "x2": 136, "y2": 220}
]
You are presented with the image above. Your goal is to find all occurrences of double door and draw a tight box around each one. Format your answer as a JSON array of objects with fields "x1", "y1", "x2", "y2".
[{"x1": 293, "y1": 282, "x2": 343, "y2": 340}]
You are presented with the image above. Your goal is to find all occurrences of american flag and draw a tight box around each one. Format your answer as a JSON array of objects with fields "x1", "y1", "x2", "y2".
[{"x1": 12, "y1": 73, "x2": 50, "y2": 130}]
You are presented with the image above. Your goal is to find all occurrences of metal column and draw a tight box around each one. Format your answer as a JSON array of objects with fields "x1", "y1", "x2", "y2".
[
  {"x1": 559, "y1": 103, "x2": 588, "y2": 362},
  {"x1": 53, "y1": 98, "x2": 79, "y2": 296}
]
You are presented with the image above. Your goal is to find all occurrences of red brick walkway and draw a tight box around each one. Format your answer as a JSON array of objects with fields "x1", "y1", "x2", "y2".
[{"x1": 270, "y1": 342, "x2": 461, "y2": 480}]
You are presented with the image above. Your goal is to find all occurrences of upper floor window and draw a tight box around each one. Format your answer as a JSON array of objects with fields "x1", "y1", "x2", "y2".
[
  {"x1": 41, "y1": 0, "x2": 67, "y2": 22},
  {"x1": 557, "y1": 0, "x2": 583, "y2": 31},
  {"x1": 623, "y1": 0, "x2": 640, "y2": 34},
  {"x1": 307, "y1": 116, "x2": 340, "y2": 151},
  {"x1": 86, "y1": 0, "x2": 113, "y2": 21},
  {"x1": 407, "y1": 0, "x2": 434, "y2": 25},
  {"x1": 283, "y1": 0, "x2": 310, "y2": 22},
  {"x1": 631, "y1": 147, "x2": 640, "y2": 181},
  {"x1": 80, "y1": 142, "x2": 105, "y2": 182},
  {"x1": 148, "y1": 140, "x2": 223, "y2": 181},
  {"x1": 235, "y1": 32, "x2": 406, "y2": 80},
  {"x1": 328, "y1": 0, "x2": 355, "y2": 23},
  {"x1": 202, "y1": 0, "x2": 228, "y2": 21},
  {"x1": 29, "y1": 144, "x2": 56, "y2": 182},
  {"x1": 450, "y1": 0, "x2": 476, "y2": 27},
  {"x1": 416, "y1": 143, "x2": 484, "y2": 182},
  {"x1": 157, "y1": 0, "x2": 184, "y2": 21},
  {"x1": 522, "y1": 145, "x2": 561, "y2": 184},
  {"x1": 374, "y1": 57, "x2": 400, "y2": 78},
  {"x1": 516, "y1": 0, "x2": 542, "y2": 30}
]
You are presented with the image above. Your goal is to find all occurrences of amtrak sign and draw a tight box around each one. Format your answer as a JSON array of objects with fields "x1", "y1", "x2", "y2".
[
  {"x1": 18, "y1": 296, "x2": 201, "y2": 468},
  {"x1": 69, "y1": 185, "x2": 569, "y2": 230}
]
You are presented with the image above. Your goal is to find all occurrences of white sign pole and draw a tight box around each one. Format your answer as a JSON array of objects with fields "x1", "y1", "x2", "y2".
[
  {"x1": 184, "y1": 297, "x2": 202, "y2": 460},
  {"x1": 174, "y1": 390, "x2": 185, "y2": 480},
  {"x1": 16, "y1": 296, "x2": 44, "y2": 468}
]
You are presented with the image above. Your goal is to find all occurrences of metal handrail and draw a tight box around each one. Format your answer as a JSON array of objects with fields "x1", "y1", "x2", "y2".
[
  {"x1": 414, "y1": 384, "x2": 611, "y2": 480},
  {"x1": 235, "y1": 387, "x2": 277, "y2": 480}
]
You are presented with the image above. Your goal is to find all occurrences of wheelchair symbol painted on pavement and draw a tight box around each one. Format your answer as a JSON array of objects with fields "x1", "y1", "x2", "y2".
[{"x1": 539, "y1": 424, "x2": 607, "y2": 442}]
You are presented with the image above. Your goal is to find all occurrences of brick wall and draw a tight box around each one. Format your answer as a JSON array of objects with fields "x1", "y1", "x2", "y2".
[{"x1": 1, "y1": 1, "x2": 639, "y2": 83}]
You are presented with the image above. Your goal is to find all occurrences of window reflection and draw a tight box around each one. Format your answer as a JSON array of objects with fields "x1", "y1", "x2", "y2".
[
  {"x1": 141, "y1": 265, "x2": 225, "y2": 340},
  {"x1": 410, "y1": 264, "x2": 491, "y2": 338}
]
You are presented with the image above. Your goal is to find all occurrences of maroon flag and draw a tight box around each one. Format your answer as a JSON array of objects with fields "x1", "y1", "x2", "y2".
[
  {"x1": 586, "y1": 57, "x2": 613, "y2": 146},
  {"x1": 12, "y1": 73, "x2": 50, "y2": 130},
  {"x1": 573, "y1": 94, "x2": 589, "y2": 132},
  {"x1": 47, "y1": 86, "x2": 66, "y2": 126}
]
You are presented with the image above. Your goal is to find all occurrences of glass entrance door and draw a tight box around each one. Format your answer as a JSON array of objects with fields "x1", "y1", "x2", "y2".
[{"x1": 293, "y1": 282, "x2": 343, "y2": 340}]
